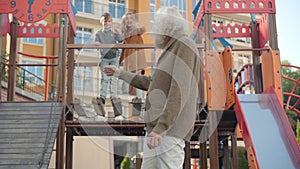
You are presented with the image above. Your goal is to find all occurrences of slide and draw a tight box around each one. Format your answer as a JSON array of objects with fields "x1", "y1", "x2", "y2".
[{"x1": 234, "y1": 88, "x2": 300, "y2": 169}]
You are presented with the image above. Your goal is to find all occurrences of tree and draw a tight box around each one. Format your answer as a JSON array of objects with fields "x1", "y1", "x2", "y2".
[
  {"x1": 281, "y1": 60, "x2": 300, "y2": 134},
  {"x1": 238, "y1": 147, "x2": 248, "y2": 169},
  {"x1": 281, "y1": 60, "x2": 300, "y2": 97}
]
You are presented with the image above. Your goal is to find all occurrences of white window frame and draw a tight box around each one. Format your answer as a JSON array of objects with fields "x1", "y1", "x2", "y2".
[
  {"x1": 150, "y1": 0, "x2": 156, "y2": 37},
  {"x1": 109, "y1": 0, "x2": 126, "y2": 19},
  {"x1": 75, "y1": 0, "x2": 93, "y2": 14},
  {"x1": 76, "y1": 26, "x2": 93, "y2": 52},
  {"x1": 20, "y1": 59, "x2": 44, "y2": 85}
]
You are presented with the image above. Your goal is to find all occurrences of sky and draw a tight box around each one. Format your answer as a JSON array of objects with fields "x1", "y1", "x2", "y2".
[{"x1": 276, "y1": 0, "x2": 300, "y2": 66}]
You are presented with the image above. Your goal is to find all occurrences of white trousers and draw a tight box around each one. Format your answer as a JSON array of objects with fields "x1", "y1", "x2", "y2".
[{"x1": 141, "y1": 135, "x2": 185, "y2": 169}]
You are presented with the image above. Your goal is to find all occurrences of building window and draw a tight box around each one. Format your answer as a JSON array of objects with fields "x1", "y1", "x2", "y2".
[
  {"x1": 76, "y1": 27, "x2": 93, "y2": 52},
  {"x1": 21, "y1": 60, "x2": 43, "y2": 84},
  {"x1": 150, "y1": 0, "x2": 156, "y2": 37},
  {"x1": 109, "y1": 0, "x2": 125, "y2": 19},
  {"x1": 22, "y1": 37, "x2": 45, "y2": 45},
  {"x1": 75, "y1": 0, "x2": 93, "y2": 14},
  {"x1": 246, "y1": 38, "x2": 251, "y2": 44},
  {"x1": 238, "y1": 58, "x2": 244, "y2": 68},
  {"x1": 74, "y1": 67, "x2": 93, "y2": 92}
]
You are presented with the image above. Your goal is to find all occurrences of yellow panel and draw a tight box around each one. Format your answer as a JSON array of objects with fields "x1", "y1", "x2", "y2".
[
  {"x1": 235, "y1": 125, "x2": 243, "y2": 140},
  {"x1": 247, "y1": 147, "x2": 259, "y2": 169},
  {"x1": 261, "y1": 48, "x2": 283, "y2": 105},
  {"x1": 206, "y1": 50, "x2": 227, "y2": 110},
  {"x1": 22, "y1": 44, "x2": 44, "y2": 54},
  {"x1": 222, "y1": 47, "x2": 235, "y2": 109}
]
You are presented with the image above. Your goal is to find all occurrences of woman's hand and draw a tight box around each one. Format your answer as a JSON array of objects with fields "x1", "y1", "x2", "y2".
[{"x1": 113, "y1": 24, "x2": 121, "y2": 34}]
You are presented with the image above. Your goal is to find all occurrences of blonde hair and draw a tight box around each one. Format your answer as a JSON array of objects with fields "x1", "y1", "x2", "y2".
[
  {"x1": 100, "y1": 12, "x2": 112, "y2": 25},
  {"x1": 121, "y1": 12, "x2": 144, "y2": 37}
]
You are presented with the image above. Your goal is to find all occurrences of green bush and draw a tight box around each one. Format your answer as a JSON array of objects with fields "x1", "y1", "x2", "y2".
[
  {"x1": 238, "y1": 147, "x2": 248, "y2": 169},
  {"x1": 120, "y1": 154, "x2": 130, "y2": 169}
]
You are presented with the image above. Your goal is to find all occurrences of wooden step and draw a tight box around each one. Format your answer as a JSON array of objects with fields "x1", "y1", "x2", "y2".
[{"x1": 0, "y1": 102, "x2": 63, "y2": 168}]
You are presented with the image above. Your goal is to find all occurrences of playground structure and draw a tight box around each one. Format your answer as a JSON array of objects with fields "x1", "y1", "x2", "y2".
[{"x1": 0, "y1": 0, "x2": 299, "y2": 169}]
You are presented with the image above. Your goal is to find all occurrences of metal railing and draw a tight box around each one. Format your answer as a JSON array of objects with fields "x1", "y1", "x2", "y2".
[{"x1": 0, "y1": 57, "x2": 56, "y2": 100}]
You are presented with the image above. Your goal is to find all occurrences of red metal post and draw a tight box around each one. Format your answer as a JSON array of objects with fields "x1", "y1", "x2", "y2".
[{"x1": 45, "y1": 58, "x2": 49, "y2": 101}]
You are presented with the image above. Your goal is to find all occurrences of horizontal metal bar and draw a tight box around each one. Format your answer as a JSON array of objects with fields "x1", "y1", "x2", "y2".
[
  {"x1": 231, "y1": 48, "x2": 269, "y2": 51},
  {"x1": 18, "y1": 52, "x2": 58, "y2": 59},
  {"x1": 75, "y1": 62, "x2": 99, "y2": 67},
  {"x1": 65, "y1": 121, "x2": 206, "y2": 128},
  {"x1": 15, "y1": 64, "x2": 58, "y2": 67},
  {"x1": 65, "y1": 122, "x2": 145, "y2": 128},
  {"x1": 67, "y1": 43, "x2": 205, "y2": 49}
]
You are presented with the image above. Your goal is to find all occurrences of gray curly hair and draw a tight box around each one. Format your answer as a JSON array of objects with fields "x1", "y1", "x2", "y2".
[
  {"x1": 153, "y1": 6, "x2": 187, "y2": 48},
  {"x1": 154, "y1": 6, "x2": 187, "y2": 38}
]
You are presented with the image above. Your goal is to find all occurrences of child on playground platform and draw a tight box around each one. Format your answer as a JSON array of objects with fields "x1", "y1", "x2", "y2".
[{"x1": 95, "y1": 12, "x2": 124, "y2": 120}]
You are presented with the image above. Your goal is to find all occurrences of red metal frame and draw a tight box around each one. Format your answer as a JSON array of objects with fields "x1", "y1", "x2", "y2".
[
  {"x1": 193, "y1": 0, "x2": 276, "y2": 34},
  {"x1": 258, "y1": 14, "x2": 269, "y2": 48},
  {"x1": 1, "y1": 14, "x2": 10, "y2": 36},
  {"x1": 193, "y1": 3, "x2": 204, "y2": 34},
  {"x1": 235, "y1": 64, "x2": 254, "y2": 94},
  {"x1": 0, "y1": 0, "x2": 76, "y2": 35},
  {"x1": 0, "y1": 0, "x2": 68, "y2": 15},
  {"x1": 286, "y1": 77, "x2": 300, "y2": 110},
  {"x1": 212, "y1": 23, "x2": 251, "y2": 38},
  {"x1": 17, "y1": 24, "x2": 60, "y2": 38},
  {"x1": 281, "y1": 64, "x2": 300, "y2": 70},
  {"x1": 283, "y1": 93, "x2": 300, "y2": 114},
  {"x1": 17, "y1": 52, "x2": 58, "y2": 59},
  {"x1": 236, "y1": 80, "x2": 254, "y2": 94},
  {"x1": 203, "y1": 0, "x2": 276, "y2": 14},
  {"x1": 235, "y1": 64, "x2": 300, "y2": 114},
  {"x1": 281, "y1": 64, "x2": 300, "y2": 115}
]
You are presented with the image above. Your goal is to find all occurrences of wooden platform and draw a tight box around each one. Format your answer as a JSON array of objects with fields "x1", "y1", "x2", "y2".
[{"x1": 66, "y1": 108, "x2": 237, "y2": 138}]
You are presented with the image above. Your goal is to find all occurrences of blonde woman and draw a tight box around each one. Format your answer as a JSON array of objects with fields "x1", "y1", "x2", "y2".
[{"x1": 119, "y1": 12, "x2": 147, "y2": 95}]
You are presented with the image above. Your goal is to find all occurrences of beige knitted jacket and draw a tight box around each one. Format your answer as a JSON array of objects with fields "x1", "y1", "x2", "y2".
[{"x1": 118, "y1": 35, "x2": 201, "y2": 141}]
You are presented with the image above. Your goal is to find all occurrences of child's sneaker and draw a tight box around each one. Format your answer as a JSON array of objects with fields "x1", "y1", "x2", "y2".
[{"x1": 115, "y1": 115, "x2": 126, "y2": 121}]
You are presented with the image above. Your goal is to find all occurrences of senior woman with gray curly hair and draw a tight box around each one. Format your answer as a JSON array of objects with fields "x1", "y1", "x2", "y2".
[{"x1": 104, "y1": 6, "x2": 201, "y2": 169}]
